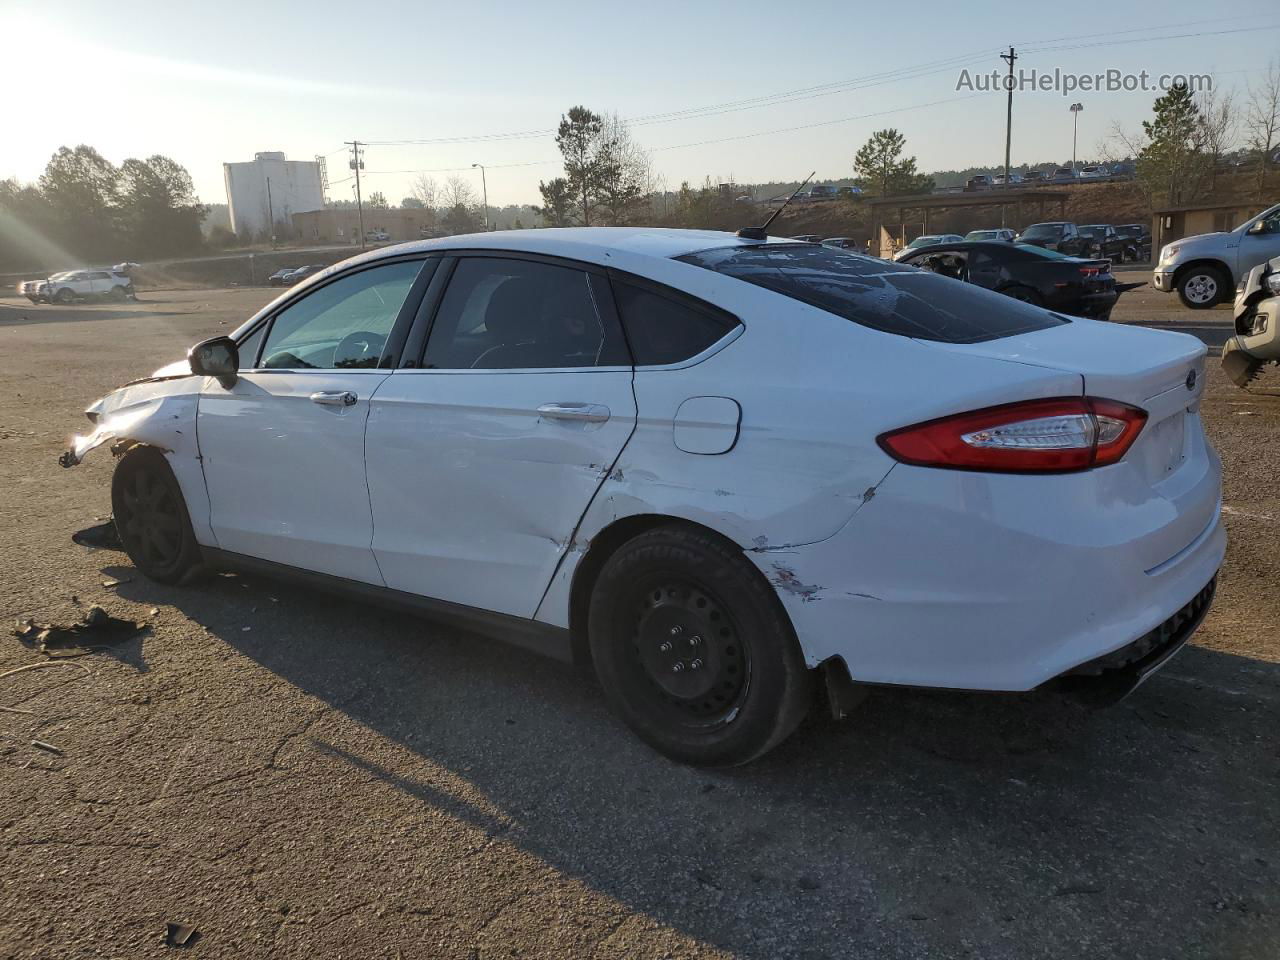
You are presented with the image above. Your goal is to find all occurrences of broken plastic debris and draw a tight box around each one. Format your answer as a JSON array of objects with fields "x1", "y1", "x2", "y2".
[
  {"x1": 101, "y1": 576, "x2": 133, "y2": 588},
  {"x1": 13, "y1": 606, "x2": 148, "y2": 658},
  {"x1": 164, "y1": 922, "x2": 199, "y2": 947},
  {"x1": 71, "y1": 519, "x2": 123, "y2": 551}
]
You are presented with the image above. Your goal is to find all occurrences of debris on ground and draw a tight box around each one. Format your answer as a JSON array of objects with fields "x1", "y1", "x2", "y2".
[
  {"x1": 101, "y1": 576, "x2": 133, "y2": 588},
  {"x1": 14, "y1": 606, "x2": 148, "y2": 658},
  {"x1": 0, "y1": 661, "x2": 91, "y2": 714},
  {"x1": 164, "y1": 922, "x2": 199, "y2": 947},
  {"x1": 31, "y1": 740, "x2": 64, "y2": 756},
  {"x1": 71, "y1": 519, "x2": 123, "y2": 551}
]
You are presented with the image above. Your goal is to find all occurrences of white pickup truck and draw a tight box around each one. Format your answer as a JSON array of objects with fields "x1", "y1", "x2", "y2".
[
  {"x1": 1152, "y1": 202, "x2": 1280, "y2": 308},
  {"x1": 18, "y1": 269, "x2": 135, "y2": 304}
]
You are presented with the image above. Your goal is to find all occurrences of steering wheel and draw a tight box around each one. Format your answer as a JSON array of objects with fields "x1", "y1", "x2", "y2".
[{"x1": 333, "y1": 330, "x2": 387, "y2": 368}]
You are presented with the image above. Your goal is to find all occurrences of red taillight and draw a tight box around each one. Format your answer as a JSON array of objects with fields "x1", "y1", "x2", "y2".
[
  {"x1": 1079, "y1": 266, "x2": 1101, "y2": 277},
  {"x1": 877, "y1": 397, "x2": 1147, "y2": 473}
]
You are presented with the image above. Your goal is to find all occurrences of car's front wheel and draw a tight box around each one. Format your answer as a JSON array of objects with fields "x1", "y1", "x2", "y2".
[
  {"x1": 111, "y1": 448, "x2": 202, "y2": 584},
  {"x1": 588, "y1": 525, "x2": 813, "y2": 766},
  {"x1": 55, "y1": 288, "x2": 75, "y2": 304},
  {"x1": 1177, "y1": 266, "x2": 1228, "y2": 309}
]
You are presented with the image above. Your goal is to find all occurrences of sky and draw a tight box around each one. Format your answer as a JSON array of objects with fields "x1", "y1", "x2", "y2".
[{"x1": 2, "y1": 0, "x2": 1279, "y2": 209}]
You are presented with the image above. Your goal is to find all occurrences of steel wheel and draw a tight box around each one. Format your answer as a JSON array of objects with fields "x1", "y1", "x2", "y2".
[
  {"x1": 1178, "y1": 267, "x2": 1226, "y2": 309},
  {"x1": 111, "y1": 449, "x2": 201, "y2": 583},
  {"x1": 629, "y1": 579, "x2": 750, "y2": 728}
]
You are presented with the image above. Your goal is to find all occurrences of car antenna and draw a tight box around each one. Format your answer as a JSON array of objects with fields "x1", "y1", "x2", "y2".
[{"x1": 737, "y1": 171, "x2": 815, "y2": 241}]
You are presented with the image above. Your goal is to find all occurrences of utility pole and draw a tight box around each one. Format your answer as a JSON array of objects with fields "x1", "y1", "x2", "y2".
[
  {"x1": 472, "y1": 163, "x2": 489, "y2": 230},
  {"x1": 1001, "y1": 46, "x2": 1017, "y2": 228},
  {"x1": 347, "y1": 140, "x2": 365, "y2": 250},
  {"x1": 265, "y1": 176, "x2": 275, "y2": 248},
  {"x1": 1069, "y1": 102, "x2": 1084, "y2": 174}
]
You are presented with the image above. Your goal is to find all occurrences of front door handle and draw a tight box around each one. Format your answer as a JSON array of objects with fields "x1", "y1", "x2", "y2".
[
  {"x1": 311, "y1": 390, "x2": 358, "y2": 407},
  {"x1": 537, "y1": 402, "x2": 610, "y2": 423}
]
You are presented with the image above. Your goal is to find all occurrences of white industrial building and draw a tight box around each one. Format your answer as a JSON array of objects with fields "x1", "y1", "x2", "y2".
[{"x1": 223, "y1": 152, "x2": 324, "y2": 239}]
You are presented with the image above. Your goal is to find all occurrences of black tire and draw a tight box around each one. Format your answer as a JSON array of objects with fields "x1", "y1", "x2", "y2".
[
  {"x1": 107, "y1": 285, "x2": 127, "y2": 302},
  {"x1": 588, "y1": 525, "x2": 813, "y2": 767},
  {"x1": 1005, "y1": 285, "x2": 1043, "y2": 307},
  {"x1": 111, "y1": 448, "x2": 202, "y2": 584},
  {"x1": 55, "y1": 288, "x2": 75, "y2": 304},
  {"x1": 1177, "y1": 265, "x2": 1228, "y2": 309}
]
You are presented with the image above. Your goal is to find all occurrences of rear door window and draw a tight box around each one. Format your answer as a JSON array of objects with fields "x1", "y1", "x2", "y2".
[{"x1": 677, "y1": 244, "x2": 1067, "y2": 343}]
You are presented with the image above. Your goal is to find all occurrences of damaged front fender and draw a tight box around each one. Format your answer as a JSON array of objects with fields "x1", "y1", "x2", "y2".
[{"x1": 60, "y1": 377, "x2": 198, "y2": 468}]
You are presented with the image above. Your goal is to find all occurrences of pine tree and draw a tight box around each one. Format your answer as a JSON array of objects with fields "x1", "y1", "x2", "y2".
[{"x1": 852, "y1": 129, "x2": 934, "y2": 197}]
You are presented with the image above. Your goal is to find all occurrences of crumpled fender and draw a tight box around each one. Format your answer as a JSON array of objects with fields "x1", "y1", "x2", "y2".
[{"x1": 60, "y1": 373, "x2": 217, "y2": 547}]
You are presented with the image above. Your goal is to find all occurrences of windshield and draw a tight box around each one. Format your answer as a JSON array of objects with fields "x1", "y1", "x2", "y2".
[
  {"x1": 1078, "y1": 227, "x2": 1106, "y2": 238},
  {"x1": 676, "y1": 244, "x2": 1068, "y2": 344},
  {"x1": 966, "y1": 231, "x2": 996, "y2": 240},
  {"x1": 907, "y1": 236, "x2": 941, "y2": 248},
  {"x1": 1020, "y1": 224, "x2": 1063, "y2": 239}
]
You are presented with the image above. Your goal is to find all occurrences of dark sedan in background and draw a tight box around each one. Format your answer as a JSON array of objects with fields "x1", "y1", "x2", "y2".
[{"x1": 897, "y1": 241, "x2": 1120, "y2": 319}]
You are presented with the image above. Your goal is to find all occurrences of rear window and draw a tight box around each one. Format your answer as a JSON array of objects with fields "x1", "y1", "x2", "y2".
[{"x1": 676, "y1": 244, "x2": 1068, "y2": 344}]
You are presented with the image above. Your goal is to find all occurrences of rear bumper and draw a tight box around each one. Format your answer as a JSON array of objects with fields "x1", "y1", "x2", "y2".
[{"x1": 752, "y1": 435, "x2": 1225, "y2": 691}]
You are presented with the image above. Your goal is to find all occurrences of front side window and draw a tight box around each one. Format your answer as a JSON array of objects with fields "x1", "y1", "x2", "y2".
[
  {"x1": 260, "y1": 260, "x2": 424, "y2": 370},
  {"x1": 678, "y1": 244, "x2": 1067, "y2": 344},
  {"x1": 423, "y1": 258, "x2": 628, "y2": 369}
]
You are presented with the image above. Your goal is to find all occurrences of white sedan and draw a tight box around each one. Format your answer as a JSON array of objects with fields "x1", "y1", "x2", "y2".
[{"x1": 63, "y1": 228, "x2": 1224, "y2": 765}]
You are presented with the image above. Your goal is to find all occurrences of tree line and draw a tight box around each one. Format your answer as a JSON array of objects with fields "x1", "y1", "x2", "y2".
[{"x1": 0, "y1": 146, "x2": 205, "y2": 271}]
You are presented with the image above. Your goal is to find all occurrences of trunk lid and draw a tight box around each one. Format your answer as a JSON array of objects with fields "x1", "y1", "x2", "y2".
[{"x1": 926, "y1": 320, "x2": 1208, "y2": 492}]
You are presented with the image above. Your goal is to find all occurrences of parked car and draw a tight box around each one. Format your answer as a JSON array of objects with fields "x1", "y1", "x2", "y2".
[
  {"x1": 1051, "y1": 167, "x2": 1077, "y2": 181},
  {"x1": 790, "y1": 234, "x2": 823, "y2": 244},
  {"x1": 806, "y1": 185, "x2": 838, "y2": 202},
  {"x1": 821, "y1": 237, "x2": 857, "y2": 249},
  {"x1": 1022, "y1": 170, "x2": 1047, "y2": 183},
  {"x1": 267, "y1": 267, "x2": 298, "y2": 287},
  {"x1": 893, "y1": 234, "x2": 965, "y2": 260},
  {"x1": 963, "y1": 229, "x2": 1016, "y2": 243},
  {"x1": 1221, "y1": 254, "x2": 1280, "y2": 387},
  {"x1": 965, "y1": 175, "x2": 993, "y2": 190},
  {"x1": 19, "y1": 269, "x2": 134, "y2": 304},
  {"x1": 1016, "y1": 221, "x2": 1082, "y2": 253},
  {"x1": 1152, "y1": 202, "x2": 1280, "y2": 308},
  {"x1": 1076, "y1": 225, "x2": 1127, "y2": 261},
  {"x1": 61, "y1": 228, "x2": 1222, "y2": 766},
  {"x1": 282, "y1": 264, "x2": 326, "y2": 286},
  {"x1": 991, "y1": 174, "x2": 1022, "y2": 186},
  {"x1": 1113, "y1": 223, "x2": 1152, "y2": 262},
  {"x1": 1079, "y1": 165, "x2": 1110, "y2": 180},
  {"x1": 835, "y1": 185, "x2": 862, "y2": 198},
  {"x1": 365, "y1": 229, "x2": 391, "y2": 243},
  {"x1": 898, "y1": 240, "x2": 1121, "y2": 320}
]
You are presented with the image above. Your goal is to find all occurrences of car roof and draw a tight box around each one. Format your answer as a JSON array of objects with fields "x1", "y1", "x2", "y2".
[
  {"x1": 344, "y1": 227, "x2": 799, "y2": 268},
  {"x1": 899, "y1": 241, "x2": 1023, "y2": 256}
]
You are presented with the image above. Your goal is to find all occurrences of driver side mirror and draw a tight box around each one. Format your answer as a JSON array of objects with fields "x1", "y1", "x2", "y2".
[
  {"x1": 189, "y1": 336, "x2": 239, "y2": 389},
  {"x1": 1248, "y1": 219, "x2": 1276, "y2": 235}
]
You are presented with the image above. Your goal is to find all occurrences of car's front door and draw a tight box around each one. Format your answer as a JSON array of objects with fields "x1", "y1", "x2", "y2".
[
  {"x1": 365, "y1": 254, "x2": 637, "y2": 617},
  {"x1": 197, "y1": 257, "x2": 431, "y2": 583},
  {"x1": 1240, "y1": 209, "x2": 1280, "y2": 273}
]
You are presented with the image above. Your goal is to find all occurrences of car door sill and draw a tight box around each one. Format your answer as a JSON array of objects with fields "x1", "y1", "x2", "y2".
[{"x1": 200, "y1": 547, "x2": 575, "y2": 663}]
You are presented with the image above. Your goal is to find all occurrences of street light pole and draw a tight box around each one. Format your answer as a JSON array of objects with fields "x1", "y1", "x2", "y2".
[
  {"x1": 1070, "y1": 103, "x2": 1084, "y2": 174},
  {"x1": 472, "y1": 163, "x2": 489, "y2": 230},
  {"x1": 348, "y1": 140, "x2": 365, "y2": 249}
]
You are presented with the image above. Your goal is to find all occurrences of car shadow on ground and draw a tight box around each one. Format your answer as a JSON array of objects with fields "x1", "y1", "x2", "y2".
[
  {"x1": 0, "y1": 300, "x2": 191, "y2": 327},
  {"x1": 109, "y1": 566, "x2": 1280, "y2": 958}
]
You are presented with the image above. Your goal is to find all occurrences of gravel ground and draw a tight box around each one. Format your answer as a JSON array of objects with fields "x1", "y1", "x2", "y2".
[{"x1": 1, "y1": 279, "x2": 1277, "y2": 959}]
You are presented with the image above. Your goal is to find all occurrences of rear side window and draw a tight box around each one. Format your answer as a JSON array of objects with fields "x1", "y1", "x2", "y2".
[
  {"x1": 677, "y1": 245, "x2": 1067, "y2": 344},
  {"x1": 611, "y1": 280, "x2": 738, "y2": 365}
]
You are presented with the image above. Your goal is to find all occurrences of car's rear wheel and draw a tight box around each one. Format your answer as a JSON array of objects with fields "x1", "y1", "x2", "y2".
[
  {"x1": 55, "y1": 288, "x2": 75, "y2": 304},
  {"x1": 111, "y1": 448, "x2": 201, "y2": 584},
  {"x1": 1005, "y1": 285, "x2": 1043, "y2": 306},
  {"x1": 108, "y1": 285, "x2": 127, "y2": 302},
  {"x1": 588, "y1": 525, "x2": 812, "y2": 766},
  {"x1": 1177, "y1": 266, "x2": 1227, "y2": 309}
]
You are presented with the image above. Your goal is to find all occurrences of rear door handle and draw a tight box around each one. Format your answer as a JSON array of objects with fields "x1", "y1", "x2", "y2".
[
  {"x1": 311, "y1": 390, "x2": 358, "y2": 407},
  {"x1": 537, "y1": 402, "x2": 610, "y2": 423}
]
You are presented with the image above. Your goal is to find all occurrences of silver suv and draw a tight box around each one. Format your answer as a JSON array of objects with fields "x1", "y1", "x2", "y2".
[{"x1": 1152, "y1": 202, "x2": 1280, "y2": 309}]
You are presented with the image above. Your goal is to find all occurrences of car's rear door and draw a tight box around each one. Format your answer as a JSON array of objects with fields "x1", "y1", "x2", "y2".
[
  {"x1": 196, "y1": 256, "x2": 434, "y2": 583},
  {"x1": 365, "y1": 253, "x2": 636, "y2": 617}
]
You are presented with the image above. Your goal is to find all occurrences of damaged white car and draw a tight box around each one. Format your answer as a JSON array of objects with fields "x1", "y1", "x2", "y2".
[{"x1": 64, "y1": 228, "x2": 1225, "y2": 766}]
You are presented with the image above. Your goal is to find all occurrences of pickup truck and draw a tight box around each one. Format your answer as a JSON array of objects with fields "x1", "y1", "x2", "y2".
[
  {"x1": 1152, "y1": 202, "x2": 1280, "y2": 308},
  {"x1": 18, "y1": 269, "x2": 135, "y2": 304},
  {"x1": 1076, "y1": 224, "x2": 1128, "y2": 261},
  {"x1": 1016, "y1": 221, "x2": 1085, "y2": 253}
]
